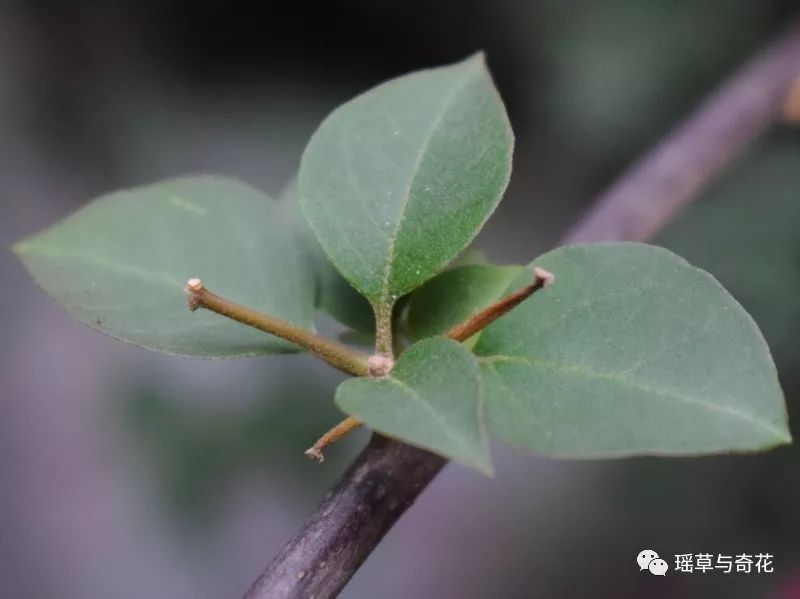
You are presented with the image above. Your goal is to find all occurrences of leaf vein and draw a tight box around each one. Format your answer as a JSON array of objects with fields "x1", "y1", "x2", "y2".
[{"x1": 478, "y1": 354, "x2": 785, "y2": 438}]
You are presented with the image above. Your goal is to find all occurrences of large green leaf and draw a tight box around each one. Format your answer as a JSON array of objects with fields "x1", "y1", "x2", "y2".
[
  {"x1": 281, "y1": 180, "x2": 374, "y2": 333},
  {"x1": 336, "y1": 337, "x2": 492, "y2": 474},
  {"x1": 406, "y1": 263, "x2": 524, "y2": 347},
  {"x1": 298, "y1": 53, "x2": 513, "y2": 315},
  {"x1": 14, "y1": 176, "x2": 315, "y2": 357},
  {"x1": 475, "y1": 243, "x2": 790, "y2": 457}
]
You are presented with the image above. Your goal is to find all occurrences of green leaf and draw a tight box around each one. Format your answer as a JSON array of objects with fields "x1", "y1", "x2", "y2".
[
  {"x1": 451, "y1": 246, "x2": 490, "y2": 267},
  {"x1": 299, "y1": 53, "x2": 513, "y2": 313},
  {"x1": 13, "y1": 176, "x2": 316, "y2": 357},
  {"x1": 281, "y1": 180, "x2": 374, "y2": 333},
  {"x1": 475, "y1": 243, "x2": 790, "y2": 457},
  {"x1": 406, "y1": 264, "x2": 524, "y2": 348},
  {"x1": 336, "y1": 337, "x2": 492, "y2": 474},
  {"x1": 314, "y1": 266, "x2": 376, "y2": 333}
]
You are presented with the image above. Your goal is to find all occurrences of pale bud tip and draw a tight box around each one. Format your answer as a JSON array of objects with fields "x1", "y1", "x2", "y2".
[
  {"x1": 368, "y1": 353, "x2": 395, "y2": 377},
  {"x1": 185, "y1": 278, "x2": 204, "y2": 311},
  {"x1": 186, "y1": 278, "x2": 203, "y2": 292},
  {"x1": 533, "y1": 267, "x2": 555, "y2": 287},
  {"x1": 304, "y1": 447, "x2": 325, "y2": 463}
]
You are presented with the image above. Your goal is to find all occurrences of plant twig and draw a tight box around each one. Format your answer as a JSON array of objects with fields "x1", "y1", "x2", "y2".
[
  {"x1": 446, "y1": 267, "x2": 554, "y2": 343},
  {"x1": 244, "y1": 18, "x2": 800, "y2": 599},
  {"x1": 305, "y1": 416, "x2": 364, "y2": 462},
  {"x1": 304, "y1": 265, "x2": 557, "y2": 464},
  {"x1": 185, "y1": 279, "x2": 370, "y2": 377},
  {"x1": 244, "y1": 435, "x2": 446, "y2": 599}
]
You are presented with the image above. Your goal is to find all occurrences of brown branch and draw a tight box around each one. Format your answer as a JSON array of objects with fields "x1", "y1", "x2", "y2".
[
  {"x1": 243, "y1": 435, "x2": 446, "y2": 599},
  {"x1": 243, "y1": 18, "x2": 800, "y2": 599}
]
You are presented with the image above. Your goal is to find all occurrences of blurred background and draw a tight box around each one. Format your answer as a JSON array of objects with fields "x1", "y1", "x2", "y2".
[{"x1": 2, "y1": 1, "x2": 800, "y2": 597}]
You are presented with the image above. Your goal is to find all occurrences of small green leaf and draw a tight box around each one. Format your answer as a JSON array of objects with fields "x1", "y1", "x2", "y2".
[
  {"x1": 314, "y1": 266, "x2": 376, "y2": 333},
  {"x1": 451, "y1": 247, "x2": 490, "y2": 267},
  {"x1": 336, "y1": 337, "x2": 492, "y2": 474},
  {"x1": 281, "y1": 181, "x2": 374, "y2": 333},
  {"x1": 475, "y1": 243, "x2": 790, "y2": 457},
  {"x1": 13, "y1": 176, "x2": 315, "y2": 357},
  {"x1": 406, "y1": 264, "x2": 524, "y2": 347},
  {"x1": 299, "y1": 53, "x2": 513, "y2": 313}
]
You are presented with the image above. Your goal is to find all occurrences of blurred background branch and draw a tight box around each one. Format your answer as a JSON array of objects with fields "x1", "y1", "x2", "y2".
[
  {"x1": 564, "y1": 18, "x2": 800, "y2": 244},
  {"x1": 245, "y1": 17, "x2": 800, "y2": 599}
]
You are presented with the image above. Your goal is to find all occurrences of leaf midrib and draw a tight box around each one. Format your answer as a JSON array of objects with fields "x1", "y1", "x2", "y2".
[
  {"x1": 377, "y1": 67, "x2": 477, "y2": 309},
  {"x1": 478, "y1": 354, "x2": 787, "y2": 439},
  {"x1": 384, "y1": 375, "x2": 481, "y2": 461}
]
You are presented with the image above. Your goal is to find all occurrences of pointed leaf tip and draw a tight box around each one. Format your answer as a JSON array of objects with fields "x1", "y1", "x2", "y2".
[{"x1": 299, "y1": 55, "x2": 513, "y2": 309}]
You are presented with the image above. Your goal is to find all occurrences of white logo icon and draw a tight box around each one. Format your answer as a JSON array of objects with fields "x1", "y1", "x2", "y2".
[
  {"x1": 637, "y1": 549, "x2": 668, "y2": 575},
  {"x1": 649, "y1": 558, "x2": 669, "y2": 576}
]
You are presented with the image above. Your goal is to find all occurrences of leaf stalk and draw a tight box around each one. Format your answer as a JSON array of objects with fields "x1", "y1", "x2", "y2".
[
  {"x1": 185, "y1": 278, "x2": 371, "y2": 376},
  {"x1": 446, "y1": 267, "x2": 554, "y2": 343},
  {"x1": 305, "y1": 416, "x2": 364, "y2": 462}
]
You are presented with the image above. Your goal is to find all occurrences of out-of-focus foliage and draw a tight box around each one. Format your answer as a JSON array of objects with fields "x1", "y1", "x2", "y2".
[
  {"x1": 538, "y1": 0, "x2": 790, "y2": 163},
  {"x1": 120, "y1": 373, "x2": 360, "y2": 527}
]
